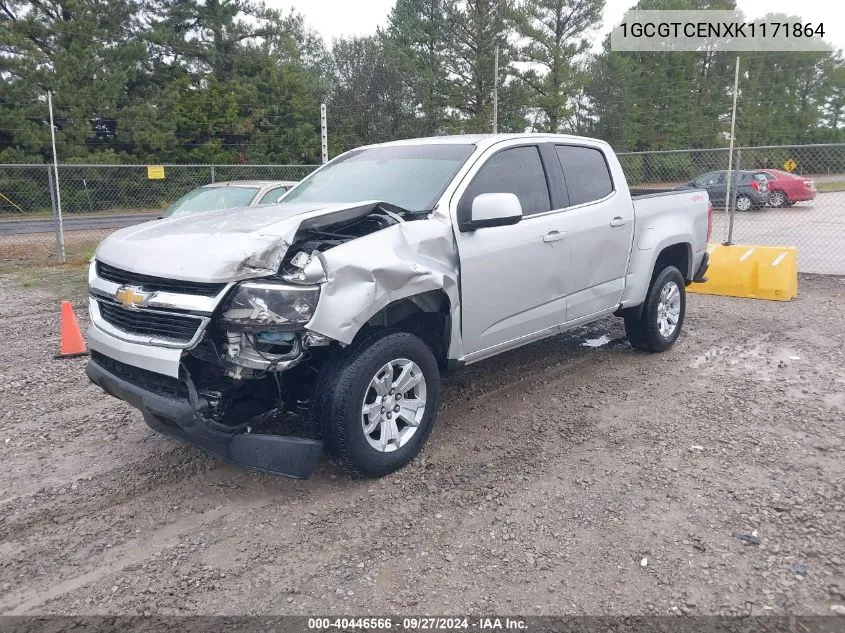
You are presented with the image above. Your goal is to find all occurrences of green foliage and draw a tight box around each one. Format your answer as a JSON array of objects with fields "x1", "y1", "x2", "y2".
[
  {"x1": 383, "y1": 0, "x2": 453, "y2": 135},
  {"x1": 0, "y1": 0, "x2": 842, "y2": 166},
  {"x1": 1, "y1": 0, "x2": 324, "y2": 164},
  {"x1": 444, "y1": 0, "x2": 522, "y2": 132},
  {"x1": 586, "y1": 0, "x2": 843, "y2": 151},
  {"x1": 513, "y1": 0, "x2": 605, "y2": 133}
]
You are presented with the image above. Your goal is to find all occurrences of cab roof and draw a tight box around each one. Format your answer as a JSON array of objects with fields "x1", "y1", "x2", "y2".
[{"x1": 365, "y1": 133, "x2": 610, "y2": 151}]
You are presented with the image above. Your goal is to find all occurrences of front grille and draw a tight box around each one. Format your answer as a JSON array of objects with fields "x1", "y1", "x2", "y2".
[
  {"x1": 97, "y1": 300, "x2": 203, "y2": 343},
  {"x1": 90, "y1": 351, "x2": 188, "y2": 399},
  {"x1": 96, "y1": 261, "x2": 226, "y2": 297}
]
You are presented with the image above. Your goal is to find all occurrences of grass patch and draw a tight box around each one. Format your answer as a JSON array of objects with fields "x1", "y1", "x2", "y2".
[
  {"x1": 0, "y1": 261, "x2": 88, "y2": 301},
  {"x1": 0, "y1": 208, "x2": 162, "y2": 220},
  {"x1": 817, "y1": 181, "x2": 845, "y2": 193}
]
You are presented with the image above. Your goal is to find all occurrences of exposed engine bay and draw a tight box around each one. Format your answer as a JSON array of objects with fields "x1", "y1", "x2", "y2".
[{"x1": 180, "y1": 203, "x2": 419, "y2": 429}]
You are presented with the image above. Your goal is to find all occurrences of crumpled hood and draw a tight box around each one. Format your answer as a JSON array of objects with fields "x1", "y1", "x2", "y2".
[{"x1": 94, "y1": 201, "x2": 356, "y2": 283}]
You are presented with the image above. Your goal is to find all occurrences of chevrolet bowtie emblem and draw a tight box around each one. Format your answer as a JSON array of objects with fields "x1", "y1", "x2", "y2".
[{"x1": 115, "y1": 286, "x2": 148, "y2": 309}]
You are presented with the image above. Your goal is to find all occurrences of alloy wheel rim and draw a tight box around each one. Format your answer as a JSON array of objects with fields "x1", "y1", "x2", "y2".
[
  {"x1": 737, "y1": 196, "x2": 752, "y2": 211},
  {"x1": 361, "y1": 358, "x2": 427, "y2": 453},
  {"x1": 770, "y1": 192, "x2": 785, "y2": 206},
  {"x1": 656, "y1": 281, "x2": 681, "y2": 338}
]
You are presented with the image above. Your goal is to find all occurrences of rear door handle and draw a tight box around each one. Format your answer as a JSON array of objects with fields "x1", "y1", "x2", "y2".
[
  {"x1": 542, "y1": 230, "x2": 567, "y2": 243},
  {"x1": 609, "y1": 217, "x2": 627, "y2": 227}
]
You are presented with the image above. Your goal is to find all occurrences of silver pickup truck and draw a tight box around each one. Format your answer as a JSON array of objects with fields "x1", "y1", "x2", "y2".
[{"x1": 86, "y1": 134, "x2": 711, "y2": 479}]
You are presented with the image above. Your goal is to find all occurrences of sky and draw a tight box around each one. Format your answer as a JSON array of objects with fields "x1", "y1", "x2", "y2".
[{"x1": 269, "y1": 0, "x2": 845, "y2": 52}]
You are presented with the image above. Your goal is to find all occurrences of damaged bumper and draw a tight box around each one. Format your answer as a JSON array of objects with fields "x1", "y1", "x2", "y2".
[{"x1": 86, "y1": 356, "x2": 323, "y2": 479}]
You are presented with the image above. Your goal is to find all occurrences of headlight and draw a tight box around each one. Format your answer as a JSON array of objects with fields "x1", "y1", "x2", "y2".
[{"x1": 221, "y1": 281, "x2": 320, "y2": 331}]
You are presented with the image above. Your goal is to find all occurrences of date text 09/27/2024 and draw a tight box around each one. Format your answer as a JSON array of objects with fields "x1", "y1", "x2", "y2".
[{"x1": 307, "y1": 617, "x2": 528, "y2": 630}]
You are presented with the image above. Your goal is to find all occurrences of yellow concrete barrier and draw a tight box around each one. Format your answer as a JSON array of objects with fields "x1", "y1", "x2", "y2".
[{"x1": 688, "y1": 244, "x2": 798, "y2": 301}]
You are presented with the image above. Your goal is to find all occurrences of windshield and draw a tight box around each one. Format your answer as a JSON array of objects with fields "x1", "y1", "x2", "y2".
[
  {"x1": 281, "y1": 144, "x2": 476, "y2": 212},
  {"x1": 161, "y1": 186, "x2": 259, "y2": 218}
]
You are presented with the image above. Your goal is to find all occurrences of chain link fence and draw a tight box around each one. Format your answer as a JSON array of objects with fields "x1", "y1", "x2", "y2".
[
  {"x1": 618, "y1": 143, "x2": 845, "y2": 275},
  {"x1": 0, "y1": 164, "x2": 317, "y2": 266},
  {"x1": 2, "y1": 144, "x2": 844, "y2": 274}
]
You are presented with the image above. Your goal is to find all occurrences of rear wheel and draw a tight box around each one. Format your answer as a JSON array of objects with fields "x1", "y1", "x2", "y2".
[
  {"x1": 735, "y1": 195, "x2": 753, "y2": 212},
  {"x1": 313, "y1": 328, "x2": 440, "y2": 477},
  {"x1": 625, "y1": 266, "x2": 686, "y2": 353},
  {"x1": 768, "y1": 190, "x2": 788, "y2": 208}
]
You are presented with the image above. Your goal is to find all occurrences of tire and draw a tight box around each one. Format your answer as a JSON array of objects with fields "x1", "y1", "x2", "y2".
[
  {"x1": 768, "y1": 190, "x2": 788, "y2": 208},
  {"x1": 624, "y1": 266, "x2": 686, "y2": 353},
  {"x1": 735, "y1": 195, "x2": 753, "y2": 212},
  {"x1": 312, "y1": 328, "x2": 440, "y2": 478}
]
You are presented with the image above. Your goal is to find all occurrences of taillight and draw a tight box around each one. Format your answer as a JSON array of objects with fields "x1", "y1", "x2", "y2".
[
  {"x1": 707, "y1": 202, "x2": 713, "y2": 242},
  {"x1": 749, "y1": 180, "x2": 759, "y2": 190},
  {"x1": 805, "y1": 180, "x2": 814, "y2": 189}
]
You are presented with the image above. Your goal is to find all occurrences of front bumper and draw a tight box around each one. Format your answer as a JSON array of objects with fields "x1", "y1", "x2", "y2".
[
  {"x1": 87, "y1": 319, "x2": 185, "y2": 378},
  {"x1": 86, "y1": 357, "x2": 323, "y2": 479}
]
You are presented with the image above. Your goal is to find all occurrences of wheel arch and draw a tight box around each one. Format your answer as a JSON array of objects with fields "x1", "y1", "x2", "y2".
[
  {"x1": 619, "y1": 240, "x2": 692, "y2": 320},
  {"x1": 653, "y1": 241, "x2": 692, "y2": 282},
  {"x1": 354, "y1": 290, "x2": 453, "y2": 367}
]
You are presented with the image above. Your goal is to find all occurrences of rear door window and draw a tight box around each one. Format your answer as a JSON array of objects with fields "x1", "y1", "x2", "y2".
[
  {"x1": 555, "y1": 145, "x2": 613, "y2": 206},
  {"x1": 258, "y1": 186, "x2": 289, "y2": 204},
  {"x1": 459, "y1": 146, "x2": 551, "y2": 219},
  {"x1": 693, "y1": 173, "x2": 713, "y2": 187}
]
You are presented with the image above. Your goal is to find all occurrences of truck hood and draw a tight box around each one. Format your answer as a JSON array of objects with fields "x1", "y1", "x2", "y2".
[{"x1": 94, "y1": 201, "x2": 367, "y2": 283}]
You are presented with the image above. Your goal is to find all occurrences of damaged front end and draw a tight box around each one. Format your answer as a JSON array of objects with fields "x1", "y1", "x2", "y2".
[
  {"x1": 210, "y1": 203, "x2": 400, "y2": 379},
  {"x1": 217, "y1": 281, "x2": 320, "y2": 378},
  {"x1": 87, "y1": 201, "x2": 417, "y2": 479}
]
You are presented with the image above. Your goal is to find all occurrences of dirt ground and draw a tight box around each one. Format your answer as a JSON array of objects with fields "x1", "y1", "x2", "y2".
[{"x1": 0, "y1": 272, "x2": 844, "y2": 616}]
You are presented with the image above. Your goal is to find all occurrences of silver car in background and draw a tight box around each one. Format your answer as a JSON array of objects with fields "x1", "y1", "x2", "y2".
[{"x1": 161, "y1": 180, "x2": 298, "y2": 218}]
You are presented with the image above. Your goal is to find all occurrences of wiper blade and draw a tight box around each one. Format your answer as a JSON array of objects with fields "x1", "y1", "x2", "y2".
[{"x1": 376, "y1": 201, "x2": 431, "y2": 217}]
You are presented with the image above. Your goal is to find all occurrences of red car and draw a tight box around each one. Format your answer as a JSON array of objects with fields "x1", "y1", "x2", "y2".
[{"x1": 755, "y1": 169, "x2": 816, "y2": 207}]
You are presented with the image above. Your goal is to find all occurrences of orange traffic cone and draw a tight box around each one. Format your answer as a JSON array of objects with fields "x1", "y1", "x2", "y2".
[{"x1": 56, "y1": 300, "x2": 87, "y2": 358}]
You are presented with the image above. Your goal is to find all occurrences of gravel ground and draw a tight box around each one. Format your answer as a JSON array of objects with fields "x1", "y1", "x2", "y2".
[{"x1": 0, "y1": 273, "x2": 844, "y2": 616}]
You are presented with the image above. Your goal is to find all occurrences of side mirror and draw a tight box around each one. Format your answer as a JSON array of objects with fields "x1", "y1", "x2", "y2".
[{"x1": 462, "y1": 193, "x2": 523, "y2": 231}]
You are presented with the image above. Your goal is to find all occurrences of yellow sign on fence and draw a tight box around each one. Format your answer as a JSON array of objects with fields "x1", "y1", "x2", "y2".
[
  {"x1": 783, "y1": 159, "x2": 798, "y2": 172},
  {"x1": 147, "y1": 165, "x2": 166, "y2": 180}
]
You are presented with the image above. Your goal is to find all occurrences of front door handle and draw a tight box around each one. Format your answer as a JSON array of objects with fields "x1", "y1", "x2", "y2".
[
  {"x1": 542, "y1": 230, "x2": 567, "y2": 243},
  {"x1": 609, "y1": 217, "x2": 627, "y2": 227}
]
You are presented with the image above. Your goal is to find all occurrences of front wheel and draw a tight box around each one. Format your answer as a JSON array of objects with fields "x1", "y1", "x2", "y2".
[
  {"x1": 313, "y1": 328, "x2": 441, "y2": 477},
  {"x1": 625, "y1": 266, "x2": 686, "y2": 353}
]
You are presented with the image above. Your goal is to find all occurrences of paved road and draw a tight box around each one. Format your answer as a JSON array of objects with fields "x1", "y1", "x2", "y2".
[
  {"x1": 0, "y1": 212, "x2": 158, "y2": 235},
  {"x1": 712, "y1": 191, "x2": 845, "y2": 275}
]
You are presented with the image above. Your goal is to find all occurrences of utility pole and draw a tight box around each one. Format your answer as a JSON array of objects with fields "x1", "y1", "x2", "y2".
[
  {"x1": 320, "y1": 103, "x2": 328, "y2": 164},
  {"x1": 492, "y1": 44, "x2": 499, "y2": 134},
  {"x1": 724, "y1": 56, "x2": 740, "y2": 245},
  {"x1": 47, "y1": 91, "x2": 65, "y2": 263}
]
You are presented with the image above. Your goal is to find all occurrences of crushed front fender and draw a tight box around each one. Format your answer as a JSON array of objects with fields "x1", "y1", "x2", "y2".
[{"x1": 305, "y1": 214, "x2": 461, "y2": 356}]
